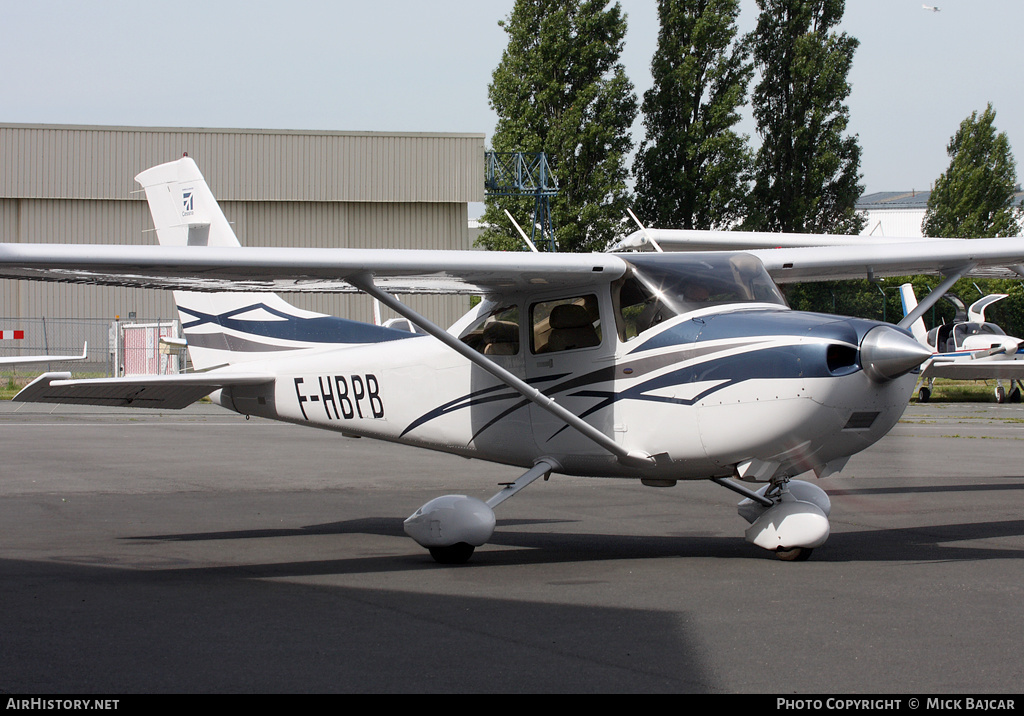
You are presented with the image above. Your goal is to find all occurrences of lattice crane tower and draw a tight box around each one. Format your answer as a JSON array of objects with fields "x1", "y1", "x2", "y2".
[{"x1": 484, "y1": 152, "x2": 559, "y2": 252}]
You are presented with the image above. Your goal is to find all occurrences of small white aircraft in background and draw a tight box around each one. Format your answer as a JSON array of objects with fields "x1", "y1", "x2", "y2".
[
  {"x1": 4, "y1": 159, "x2": 1024, "y2": 563},
  {"x1": 900, "y1": 284, "x2": 1024, "y2": 403}
]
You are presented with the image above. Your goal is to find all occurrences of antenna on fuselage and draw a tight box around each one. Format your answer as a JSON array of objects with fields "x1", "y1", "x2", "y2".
[{"x1": 626, "y1": 208, "x2": 663, "y2": 252}]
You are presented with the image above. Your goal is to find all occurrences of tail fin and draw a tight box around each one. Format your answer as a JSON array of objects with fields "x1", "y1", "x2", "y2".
[
  {"x1": 898, "y1": 283, "x2": 928, "y2": 344},
  {"x1": 135, "y1": 156, "x2": 415, "y2": 370},
  {"x1": 135, "y1": 155, "x2": 240, "y2": 249},
  {"x1": 967, "y1": 293, "x2": 1008, "y2": 324}
]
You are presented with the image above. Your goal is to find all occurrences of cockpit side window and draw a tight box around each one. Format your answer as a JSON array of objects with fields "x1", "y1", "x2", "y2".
[
  {"x1": 531, "y1": 294, "x2": 602, "y2": 354},
  {"x1": 612, "y1": 276, "x2": 677, "y2": 341}
]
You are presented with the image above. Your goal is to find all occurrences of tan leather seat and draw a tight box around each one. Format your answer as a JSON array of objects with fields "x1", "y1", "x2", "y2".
[
  {"x1": 544, "y1": 304, "x2": 599, "y2": 352},
  {"x1": 482, "y1": 320, "x2": 519, "y2": 355}
]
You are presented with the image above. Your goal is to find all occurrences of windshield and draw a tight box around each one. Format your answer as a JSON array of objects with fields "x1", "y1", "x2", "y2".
[
  {"x1": 625, "y1": 252, "x2": 787, "y2": 315},
  {"x1": 954, "y1": 322, "x2": 1006, "y2": 345}
]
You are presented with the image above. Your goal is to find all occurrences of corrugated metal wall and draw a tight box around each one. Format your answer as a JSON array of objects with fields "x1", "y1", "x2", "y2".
[
  {"x1": 0, "y1": 124, "x2": 485, "y2": 330},
  {"x1": 0, "y1": 124, "x2": 484, "y2": 203}
]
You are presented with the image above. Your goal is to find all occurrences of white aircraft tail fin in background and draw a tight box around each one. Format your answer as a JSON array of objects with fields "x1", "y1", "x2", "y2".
[
  {"x1": 135, "y1": 156, "x2": 418, "y2": 370},
  {"x1": 899, "y1": 283, "x2": 929, "y2": 345},
  {"x1": 968, "y1": 293, "x2": 1009, "y2": 324}
]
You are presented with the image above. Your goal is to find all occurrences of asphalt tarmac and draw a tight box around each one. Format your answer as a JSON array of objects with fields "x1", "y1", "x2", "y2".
[{"x1": 1, "y1": 399, "x2": 1022, "y2": 694}]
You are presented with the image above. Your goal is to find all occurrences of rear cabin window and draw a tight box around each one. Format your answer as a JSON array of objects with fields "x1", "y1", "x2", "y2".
[{"x1": 459, "y1": 304, "x2": 521, "y2": 356}]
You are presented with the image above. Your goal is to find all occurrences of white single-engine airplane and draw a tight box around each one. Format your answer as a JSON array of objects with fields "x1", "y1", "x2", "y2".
[
  {"x1": 900, "y1": 284, "x2": 1024, "y2": 403},
  {"x1": 4, "y1": 158, "x2": 1024, "y2": 563}
]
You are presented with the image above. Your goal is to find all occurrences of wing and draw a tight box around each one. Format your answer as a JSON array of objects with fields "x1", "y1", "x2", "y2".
[
  {"x1": 14, "y1": 370, "x2": 274, "y2": 409},
  {"x1": 750, "y1": 238, "x2": 1024, "y2": 282},
  {"x1": 3, "y1": 235, "x2": 1023, "y2": 293},
  {"x1": 610, "y1": 228, "x2": 933, "y2": 252},
  {"x1": 922, "y1": 356, "x2": 1024, "y2": 381},
  {"x1": 610, "y1": 228, "x2": 1024, "y2": 281},
  {"x1": 0, "y1": 244, "x2": 629, "y2": 295}
]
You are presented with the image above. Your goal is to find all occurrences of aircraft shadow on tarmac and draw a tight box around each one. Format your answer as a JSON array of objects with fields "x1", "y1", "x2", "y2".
[
  {"x1": 828, "y1": 479, "x2": 1024, "y2": 497},
  {"x1": 0, "y1": 555, "x2": 716, "y2": 694},
  {"x1": 121, "y1": 512, "x2": 1024, "y2": 574}
]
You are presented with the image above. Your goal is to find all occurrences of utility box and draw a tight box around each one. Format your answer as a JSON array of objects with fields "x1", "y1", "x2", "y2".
[{"x1": 114, "y1": 320, "x2": 181, "y2": 376}]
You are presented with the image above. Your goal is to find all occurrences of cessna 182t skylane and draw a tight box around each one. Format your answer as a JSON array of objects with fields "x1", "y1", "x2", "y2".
[{"x1": 3, "y1": 158, "x2": 1024, "y2": 563}]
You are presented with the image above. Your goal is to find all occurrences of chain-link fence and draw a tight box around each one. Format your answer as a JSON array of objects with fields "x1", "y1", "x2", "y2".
[{"x1": 0, "y1": 317, "x2": 184, "y2": 380}]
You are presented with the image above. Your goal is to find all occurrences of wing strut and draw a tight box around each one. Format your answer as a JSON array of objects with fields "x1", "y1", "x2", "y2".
[
  {"x1": 348, "y1": 274, "x2": 656, "y2": 468},
  {"x1": 626, "y1": 209, "x2": 664, "y2": 252},
  {"x1": 897, "y1": 264, "x2": 975, "y2": 330}
]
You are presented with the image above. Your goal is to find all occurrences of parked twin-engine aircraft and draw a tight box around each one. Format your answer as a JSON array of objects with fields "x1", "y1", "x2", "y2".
[
  {"x1": 3, "y1": 158, "x2": 1024, "y2": 562},
  {"x1": 900, "y1": 284, "x2": 1024, "y2": 403}
]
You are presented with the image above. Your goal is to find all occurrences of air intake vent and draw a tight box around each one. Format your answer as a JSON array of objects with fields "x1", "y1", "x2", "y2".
[
  {"x1": 843, "y1": 411, "x2": 879, "y2": 430},
  {"x1": 826, "y1": 344, "x2": 859, "y2": 375}
]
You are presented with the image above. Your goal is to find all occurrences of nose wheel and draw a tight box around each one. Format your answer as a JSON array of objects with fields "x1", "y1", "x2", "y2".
[
  {"x1": 717, "y1": 476, "x2": 832, "y2": 560},
  {"x1": 775, "y1": 546, "x2": 814, "y2": 562},
  {"x1": 428, "y1": 542, "x2": 476, "y2": 564}
]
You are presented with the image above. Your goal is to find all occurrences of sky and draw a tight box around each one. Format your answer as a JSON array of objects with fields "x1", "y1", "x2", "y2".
[{"x1": 2, "y1": 0, "x2": 1022, "y2": 201}]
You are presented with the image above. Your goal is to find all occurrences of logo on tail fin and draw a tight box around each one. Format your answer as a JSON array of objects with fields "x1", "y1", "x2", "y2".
[{"x1": 182, "y1": 189, "x2": 195, "y2": 216}]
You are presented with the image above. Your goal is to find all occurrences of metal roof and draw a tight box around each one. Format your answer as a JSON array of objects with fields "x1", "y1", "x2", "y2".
[
  {"x1": 856, "y1": 191, "x2": 932, "y2": 209},
  {"x1": 857, "y1": 189, "x2": 1024, "y2": 210}
]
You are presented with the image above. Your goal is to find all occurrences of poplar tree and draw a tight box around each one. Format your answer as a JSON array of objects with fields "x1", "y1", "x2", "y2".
[
  {"x1": 633, "y1": 0, "x2": 752, "y2": 231},
  {"x1": 922, "y1": 105, "x2": 1023, "y2": 337},
  {"x1": 480, "y1": 0, "x2": 638, "y2": 253},
  {"x1": 745, "y1": 0, "x2": 864, "y2": 234},
  {"x1": 923, "y1": 103, "x2": 1022, "y2": 239}
]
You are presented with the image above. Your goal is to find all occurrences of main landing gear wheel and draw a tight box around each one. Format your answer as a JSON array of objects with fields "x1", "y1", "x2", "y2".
[
  {"x1": 428, "y1": 542, "x2": 476, "y2": 564},
  {"x1": 404, "y1": 462, "x2": 557, "y2": 565},
  {"x1": 775, "y1": 546, "x2": 813, "y2": 562},
  {"x1": 918, "y1": 386, "x2": 931, "y2": 403}
]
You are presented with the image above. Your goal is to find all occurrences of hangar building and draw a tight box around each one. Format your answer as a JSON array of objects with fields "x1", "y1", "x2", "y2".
[{"x1": 0, "y1": 124, "x2": 485, "y2": 367}]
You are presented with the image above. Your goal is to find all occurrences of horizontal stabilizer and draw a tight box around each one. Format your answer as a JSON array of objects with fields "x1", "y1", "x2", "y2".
[
  {"x1": 14, "y1": 371, "x2": 274, "y2": 409},
  {"x1": 0, "y1": 342, "x2": 88, "y2": 366}
]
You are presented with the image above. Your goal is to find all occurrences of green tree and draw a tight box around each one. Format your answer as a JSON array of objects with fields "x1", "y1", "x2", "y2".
[
  {"x1": 633, "y1": 0, "x2": 753, "y2": 230},
  {"x1": 745, "y1": 0, "x2": 864, "y2": 235},
  {"x1": 923, "y1": 103, "x2": 1022, "y2": 239},
  {"x1": 481, "y1": 0, "x2": 638, "y2": 253}
]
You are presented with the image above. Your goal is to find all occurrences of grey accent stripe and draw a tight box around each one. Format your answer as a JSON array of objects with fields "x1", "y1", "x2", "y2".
[
  {"x1": 617, "y1": 340, "x2": 765, "y2": 379},
  {"x1": 185, "y1": 331, "x2": 307, "y2": 353}
]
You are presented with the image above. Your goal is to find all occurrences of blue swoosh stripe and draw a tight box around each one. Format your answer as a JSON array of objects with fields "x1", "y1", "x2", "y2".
[{"x1": 179, "y1": 302, "x2": 419, "y2": 345}]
